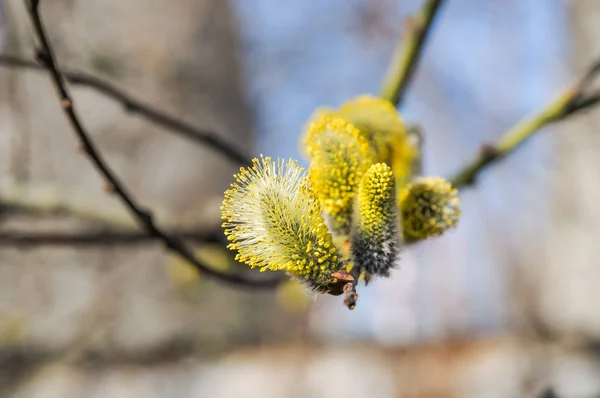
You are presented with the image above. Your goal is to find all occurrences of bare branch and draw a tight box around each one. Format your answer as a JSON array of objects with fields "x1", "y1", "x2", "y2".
[
  {"x1": 379, "y1": 0, "x2": 445, "y2": 106},
  {"x1": 0, "y1": 54, "x2": 251, "y2": 165},
  {"x1": 22, "y1": 1, "x2": 281, "y2": 288},
  {"x1": 0, "y1": 228, "x2": 222, "y2": 247},
  {"x1": 450, "y1": 58, "x2": 600, "y2": 188}
]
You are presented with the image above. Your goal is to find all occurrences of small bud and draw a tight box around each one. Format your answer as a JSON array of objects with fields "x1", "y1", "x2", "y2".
[
  {"x1": 399, "y1": 177, "x2": 460, "y2": 242},
  {"x1": 343, "y1": 284, "x2": 358, "y2": 310},
  {"x1": 327, "y1": 270, "x2": 355, "y2": 296}
]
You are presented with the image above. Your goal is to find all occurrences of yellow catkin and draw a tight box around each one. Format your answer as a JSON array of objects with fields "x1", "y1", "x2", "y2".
[
  {"x1": 221, "y1": 156, "x2": 340, "y2": 291},
  {"x1": 355, "y1": 163, "x2": 396, "y2": 238},
  {"x1": 304, "y1": 116, "x2": 375, "y2": 234},
  {"x1": 338, "y1": 95, "x2": 418, "y2": 186},
  {"x1": 300, "y1": 107, "x2": 340, "y2": 158},
  {"x1": 351, "y1": 163, "x2": 399, "y2": 277},
  {"x1": 399, "y1": 177, "x2": 461, "y2": 242}
]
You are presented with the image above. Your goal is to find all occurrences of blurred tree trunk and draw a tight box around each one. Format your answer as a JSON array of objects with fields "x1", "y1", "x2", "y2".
[{"x1": 533, "y1": 0, "x2": 600, "y2": 338}]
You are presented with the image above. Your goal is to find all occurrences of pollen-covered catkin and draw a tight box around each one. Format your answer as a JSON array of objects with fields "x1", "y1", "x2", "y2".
[
  {"x1": 221, "y1": 156, "x2": 340, "y2": 292},
  {"x1": 351, "y1": 163, "x2": 399, "y2": 277},
  {"x1": 305, "y1": 116, "x2": 375, "y2": 235},
  {"x1": 399, "y1": 177, "x2": 460, "y2": 242},
  {"x1": 338, "y1": 95, "x2": 418, "y2": 185}
]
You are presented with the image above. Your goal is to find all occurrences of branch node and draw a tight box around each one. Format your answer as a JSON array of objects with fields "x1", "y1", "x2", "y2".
[
  {"x1": 103, "y1": 181, "x2": 115, "y2": 194},
  {"x1": 480, "y1": 144, "x2": 500, "y2": 160},
  {"x1": 403, "y1": 16, "x2": 419, "y2": 37},
  {"x1": 60, "y1": 98, "x2": 72, "y2": 109},
  {"x1": 139, "y1": 209, "x2": 153, "y2": 224},
  {"x1": 34, "y1": 48, "x2": 49, "y2": 65},
  {"x1": 123, "y1": 101, "x2": 135, "y2": 112}
]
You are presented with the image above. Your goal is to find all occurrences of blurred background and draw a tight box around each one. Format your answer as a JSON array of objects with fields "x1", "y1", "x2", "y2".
[{"x1": 1, "y1": 0, "x2": 600, "y2": 397}]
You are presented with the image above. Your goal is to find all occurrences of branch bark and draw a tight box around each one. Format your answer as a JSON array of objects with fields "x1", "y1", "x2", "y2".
[
  {"x1": 0, "y1": 228, "x2": 222, "y2": 247},
  {"x1": 0, "y1": 54, "x2": 251, "y2": 165},
  {"x1": 379, "y1": 0, "x2": 445, "y2": 106}
]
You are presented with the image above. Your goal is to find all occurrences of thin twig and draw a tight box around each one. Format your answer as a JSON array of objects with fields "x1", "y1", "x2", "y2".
[
  {"x1": 23, "y1": 0, "x2": 280, "y2": 288},
  {"x1": 450, "y1": 59, "x2": 600, "y2": 188},
  {"x1": 0, "y1": 54, "x2": 251, "y2": 165},
  {"x1": 0, "y1": 228, "x2": 222, "y2": 247},
  {"x1": 379, "y1": 0, "x2": 445, "y2": 106}
]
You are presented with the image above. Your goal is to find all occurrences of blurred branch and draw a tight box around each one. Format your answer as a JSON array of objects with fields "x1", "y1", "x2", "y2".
[
  {"x1": 0, "y1": 54, "x2": 251, "y2": 165},
  {"x1": 379, "y1": 0, "x2": 445, "y2": 106},
  {"x1": 23, "y1": 0, "x2": 281, "y2": 288},
  {"x1": 0, "y1": 228, "x2": 222, "y2": 247},
  {"x1": 450, "y1": 58, "x2": 600, "y2": 188},
  {"x1": 1, "y1": 179, "x2": 140, "y2": 229}
]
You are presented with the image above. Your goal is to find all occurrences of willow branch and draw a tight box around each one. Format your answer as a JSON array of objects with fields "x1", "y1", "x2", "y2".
[
  {"x1": 23, "y1": 0, "x2": 280, "y2": 288},
  {"x1": 379, "y1": 0, "x2": 445, "y2": 106},
  {"x1": 0, "y1": 54, "x2": 251, "y2": 165},
  {"x1": 0, "y1": 228, "x2": 222, "y2": 247},
  {"x1": 450, "y1": 59, "x2": 600, "y2": 188}
]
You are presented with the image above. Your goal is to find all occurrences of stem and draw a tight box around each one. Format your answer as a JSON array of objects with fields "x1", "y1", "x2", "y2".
[
  {"x1": 0, "y1": 228, "x2": 222, "y2": 247},
  {"x1": 449, "y1": 89, "x2": 576, "y2": 188},
  {"x1": 379, "y1": 0, "x2": 445, "y2": 106}
]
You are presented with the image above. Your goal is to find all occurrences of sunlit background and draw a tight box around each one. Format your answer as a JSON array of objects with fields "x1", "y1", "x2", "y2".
[{"x1": 1, "y1": 0, "x2": 599, "y2": 397}]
